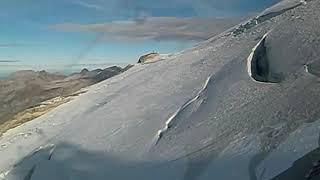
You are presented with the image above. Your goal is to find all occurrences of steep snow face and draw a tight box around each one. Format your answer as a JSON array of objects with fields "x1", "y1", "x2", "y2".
[
  {"x1": 230, "y1": 0, "x2": 310, "y2": 36},
  {"x1": 1, "y1": 0, "x2": 320, "y2": 180},
  {"x1": 259, "y1": 0, "x2": 307, "y2": 18}
]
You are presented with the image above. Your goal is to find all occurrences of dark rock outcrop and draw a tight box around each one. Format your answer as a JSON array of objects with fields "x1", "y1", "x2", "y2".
[
  {"x1": 122, "y1": 64, "x2": 134, "y2": 72},
  {"x1": 138, "y1": 53, "x2": 160, "y2": 63},
  {"x1": 93, "y1": 66, "x2": 123, "y2": 82}
]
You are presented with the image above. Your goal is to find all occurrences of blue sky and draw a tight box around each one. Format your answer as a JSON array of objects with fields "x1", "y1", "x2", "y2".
[{"x1": 0, "y1": 0, "x2": 279, "y2": 75}]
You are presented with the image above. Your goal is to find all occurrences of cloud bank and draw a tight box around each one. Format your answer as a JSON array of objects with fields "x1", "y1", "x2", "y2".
[
  {"x1": 71, "y1": 0, "x2": 105, "y2": 11},
  {"x1": 49, "y1": 17, "x2": 240, "y2": 42},
  {"x1": 0, "y1": 60, "x2": 20, "y2": 63},
  {"x1": 0, "y1": 43, "x2": 26, "y2": 48}
]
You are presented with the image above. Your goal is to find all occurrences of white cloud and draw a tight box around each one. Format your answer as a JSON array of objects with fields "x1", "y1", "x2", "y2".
[
  {"x1": 49, "y1": 17, "x2": 240, "y2": 42},
  {"x1": 71, "y1": 0, "x2": 105, "y2": 11},
  {"x1": 0, "y1": 43, "x2": 26, "y2": 48},
  {"x1": 0, "y1": 60, "x2": 20, "y2": 63}
]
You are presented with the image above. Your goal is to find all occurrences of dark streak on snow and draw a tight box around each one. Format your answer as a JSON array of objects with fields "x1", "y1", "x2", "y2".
[
  {"x1": 7, "y1": 144, "x2": 56, "y2": 180},
  {"x1": 13, "y1": 144, "x2": 55, "y2": 168},
  {"x1": 168, "y1": 129, "x2": 234, "y2": 164},
  {"x1": 83, "y1": 93, "x2": 119, "y2": 114},
  {"x1": 249, "y1": 152, "x2": 268, "y2": 180},
  {"x1": 23, "y1": 165, "x2": 36, "y2": 180},
  {"x1": 269, "y1": 131, "x2": 320, "y2": 180},
  {"x1": 48, "y1": 146, "x2": 55, "y2": 160}
]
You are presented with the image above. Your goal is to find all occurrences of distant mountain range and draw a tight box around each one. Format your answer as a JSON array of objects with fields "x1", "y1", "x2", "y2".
[{"x1": 0, "y1": 65, "x2": 131, "y2": 126}]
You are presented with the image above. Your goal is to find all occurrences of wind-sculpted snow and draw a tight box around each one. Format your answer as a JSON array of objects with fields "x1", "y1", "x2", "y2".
[
  {"x1": 1, "y1": 0, "x2": 320, "y2": 180},
  {"x1": 247, "y1": 32, "x2": 271, "y2": 83},
  {"x1": 150, "y1": 76, "x2": 211, "y2": 148},
  {"x1": 305, "y1": 61, "x2": 320, "y2": 78},
  {"x1": 246, "y1": 31, "x2": 281, "y2": 83}
]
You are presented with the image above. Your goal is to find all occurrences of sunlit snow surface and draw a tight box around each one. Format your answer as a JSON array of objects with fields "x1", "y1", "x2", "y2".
[{"x1": 1, "y1": 0, "x2": 320, "y2": 179}]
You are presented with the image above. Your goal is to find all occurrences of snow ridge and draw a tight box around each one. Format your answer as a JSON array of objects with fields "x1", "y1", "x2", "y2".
[
  {"x1": 231, "y1": 0, "x2": 308, "y2": 36},
  {"x1": 150, "y1": 76, "x2": 212, "y2": 148}
]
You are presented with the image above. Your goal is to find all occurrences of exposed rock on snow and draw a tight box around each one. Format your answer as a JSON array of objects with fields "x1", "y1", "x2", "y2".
[
  {"x1": 138, "y1": 52, "x2": 161, "y2": 63},
  {"x1": 137, "y1": 52, "x2": 171, "y2": 64}
]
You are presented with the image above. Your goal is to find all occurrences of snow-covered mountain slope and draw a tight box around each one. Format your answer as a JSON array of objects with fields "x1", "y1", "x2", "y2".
[{"x1": 1, "y1": 0, "x2": 320, "y2": 179}]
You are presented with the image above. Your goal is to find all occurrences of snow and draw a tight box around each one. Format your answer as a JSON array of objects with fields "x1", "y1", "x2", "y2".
[
  {"x1": 1, "y1": 0, "x2": 320, "y2": 179},
  {"x1": 247, "y1": 32, "x2": 270, "y2": 82},
  {"x1": 258, "y1": 0, "x2": 306, "y2": 19},
  {"x1": 151, "y1": 76, "x2": 211, "y2": 148}
]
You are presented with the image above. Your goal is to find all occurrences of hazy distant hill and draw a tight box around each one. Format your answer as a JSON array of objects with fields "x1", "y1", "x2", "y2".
[{"x1": 0, "y1": 66, "x2": 125, "y2": 125}]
